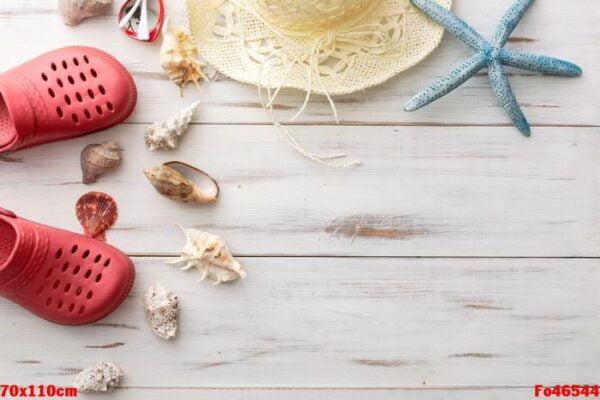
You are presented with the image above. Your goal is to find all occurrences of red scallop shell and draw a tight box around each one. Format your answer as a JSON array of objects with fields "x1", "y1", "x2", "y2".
[{"x1": 75, "y1": 192, "x2": 118, "y2": 241}]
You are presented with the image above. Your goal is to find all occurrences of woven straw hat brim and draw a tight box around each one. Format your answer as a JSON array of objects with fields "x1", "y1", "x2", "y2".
[{"x1": 186, "y1": 0, "x2": 452, "y2": 96}]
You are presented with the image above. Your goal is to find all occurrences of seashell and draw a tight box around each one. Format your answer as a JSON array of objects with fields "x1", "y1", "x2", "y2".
[
  {"x1": 75, "y1": 192, "x2": 118, "y2": 241},
  {"x1": 145, "y1": 101, "x2": 200, "y2": 151},
  {"x1": 59, "y1": 0, "x2": 112, "y2": 26},
  {"x1": 73, "y1": 361, "x2": 122, "y2": 393},
  {"x1": 143, "y1": 161, "x2": 219, "y2": 204},
  {"x1": 144, "y1": 284, "x2": 179, "y2": 340},
  {"x1": 160, "y1": 16, "x2": 206, "y2": 95},
  {"x1": 81, "y1": 139, "x2": 122, "y2": 184},
  {"x1": 168, "y1": 225, "x2": 246, "y2": 285}
]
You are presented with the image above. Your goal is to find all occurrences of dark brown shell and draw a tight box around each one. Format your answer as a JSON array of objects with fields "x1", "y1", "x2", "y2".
[
  {"x1": 81, "y1": 139, "x2": 122, "y2": 184},
  {"x1": 75, "y1": 192, "x2": 118, "y2": 241}
]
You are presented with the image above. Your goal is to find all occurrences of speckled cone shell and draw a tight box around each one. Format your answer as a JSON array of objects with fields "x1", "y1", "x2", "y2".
[
  {"x1": 168, "y1": 225, "x2": 246, "y2": 285},
  {"x1": 73, "y1": 362, "x2": 122, "y2": 392},
  {"x1": 145, "y1": 101, "x2": 201, "y2": 151},
  {"x1": 143, "y1": 284, "x2": 179, "y2": 340},
  {"x1": 58, "y1": 0, "x2": 112, "y2": 26}
]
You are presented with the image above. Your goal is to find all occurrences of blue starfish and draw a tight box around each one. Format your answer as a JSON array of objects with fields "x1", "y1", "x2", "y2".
[{"x1": 404, "y1": 0, "x2": 582, "y2": 136}]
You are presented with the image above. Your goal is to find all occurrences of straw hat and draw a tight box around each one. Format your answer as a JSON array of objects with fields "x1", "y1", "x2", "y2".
[{"x1": 186, "y1": 0, "x2": 452, "y2": 96}]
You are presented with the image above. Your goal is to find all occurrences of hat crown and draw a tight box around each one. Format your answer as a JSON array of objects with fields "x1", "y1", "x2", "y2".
[{"x1": 247, "y1": 0, "x2": 379, "y2": 32}]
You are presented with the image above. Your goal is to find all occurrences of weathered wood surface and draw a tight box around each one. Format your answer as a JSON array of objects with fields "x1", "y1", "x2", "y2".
[{"x1": 1, "y1": 257, "x2": 598, "y2": 391}]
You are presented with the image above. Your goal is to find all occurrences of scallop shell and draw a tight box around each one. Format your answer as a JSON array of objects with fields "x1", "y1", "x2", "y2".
[
  {"x1": 145, "y1": 101, "x2": 201, "y2": 151},
  {"x1": 75, "y1": 192, "x2": 118, "y2": 241},
  {"x1": 59, "y1": 0, "x2": 112, "y2": 26},
  {"x1": 81, "y1": 139, "x2": 122, "y2": 184},
  {"x1": 143, "y1": 162, "x2": 219, "y2": 204},
  {"x1": 160, "y1": 17, "x2": 206, "y2": 94},
  {"x1": 168, "y1": 225, "x2": 246, "y2": 285},
  {"x1": 73, "y1": 362, "x2": 122, "y2": 393},
  {"x1": 144, "y1": 284, "x2": 179, "y2": 340}
]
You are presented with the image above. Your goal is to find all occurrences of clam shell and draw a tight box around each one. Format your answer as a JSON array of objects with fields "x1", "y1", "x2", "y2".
[
  {"x1": 59, "y1": 0, "x2": 112, "y2": 26},
  {"x1": 81, "y1": 139, "x2": 122, "y2": 184},
  {"x1": 75, "y1": 192, "x2": 118, "y2": 241}
]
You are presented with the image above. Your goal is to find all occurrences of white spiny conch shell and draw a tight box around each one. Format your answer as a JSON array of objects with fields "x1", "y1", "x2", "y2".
[
  {"x1": 160, "y1": 16, "x2": 206, "y2": 94},
  {"x1": 168, "y1": 225, "x2": 247, "y2": 285},
  {"x1": 58, "y1": 0, "x2": 112, "y2": 26},
  {"x1": 144, "y1": 284, "x2": 179, "y2": 340},
  {"x1": 73, "y1": 362, "x2": 122, "y2": 393},
  {"x1": 145, "y1": 101, "x2": 201, "y2": 151}
]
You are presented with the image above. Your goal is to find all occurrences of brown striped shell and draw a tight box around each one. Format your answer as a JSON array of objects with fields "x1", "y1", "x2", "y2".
[
  {"x1": 75, "y1": 192, "x2": 118, "y2": 241},
  {"x1": 81, "y1": 139, "x2": 122, "y2": 184}
]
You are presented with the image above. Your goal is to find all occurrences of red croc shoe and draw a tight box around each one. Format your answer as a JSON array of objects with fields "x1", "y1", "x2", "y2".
[
  {"x1": 0, "y1": 207, "x2": 135, "y2": 325},
  {"x1": 0, "y1": 46, "x2": 137, "y2": 153}
]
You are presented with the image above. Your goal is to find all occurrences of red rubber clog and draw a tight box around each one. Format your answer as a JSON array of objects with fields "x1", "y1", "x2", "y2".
[
  {"x1": 0, "y1": 46, "x2": 137, "y2": 153},
  {"x1": 0, "y1": 207, "x2": 135, "y2": 325}
]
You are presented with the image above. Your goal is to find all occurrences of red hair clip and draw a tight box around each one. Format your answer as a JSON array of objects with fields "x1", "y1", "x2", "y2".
[{"x1": 118, "y1": 0, "x2": 165, "y2": 42}]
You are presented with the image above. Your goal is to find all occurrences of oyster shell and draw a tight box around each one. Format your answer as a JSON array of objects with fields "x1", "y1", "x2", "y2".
[
  {"x1": 168, "y1": 225, "x2": 246, "y2": 285},
  {"x1": 143, "y1": 162, "x2": 219, "y2": 204},
  {"x1": 160, "y1": 17, "x2": 206, "y2": 94},
  {"x1": 59, "y1": 0, "x2": 112, "y2": 26},
  {"x1": 73, "y1": 362, "x2": 122, "y2": 393},
  {"x1": 145, "y1": 101, "x2": 200, "y2": 151},
  {"x1": 81, "y1": 139, "x2": 122, "y2": 184},
  {"x1": 75, "y1": 192, "x2": 118, "y2": 241},
  {"x1": 144, "y1": 284, "x2": 179, "y2": 340}
]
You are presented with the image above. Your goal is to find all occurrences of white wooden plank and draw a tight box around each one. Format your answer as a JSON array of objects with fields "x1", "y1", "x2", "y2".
[
  {"x1": 0, "y1": 0, "x2": 596, "y2": 126},
  {"x1": 0, "y1": 125, "x2": 598, "y2": 257},
  {"x1": 0, "y1": 257, "x2": 598, "y2": 387}
]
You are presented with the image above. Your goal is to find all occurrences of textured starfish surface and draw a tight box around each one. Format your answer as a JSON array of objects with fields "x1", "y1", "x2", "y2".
[{"x1": 404, "y1": 0, "x2": 582, "y2": 136}]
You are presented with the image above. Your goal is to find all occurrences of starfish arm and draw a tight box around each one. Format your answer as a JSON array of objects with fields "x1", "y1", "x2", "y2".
[
  {"x1": 410, "y1": 0, "x2": 488, "y2": 51},
  {"x1": 491, "y1": 0, "x2": 535, "y2": 47},
  {"x1": 404, "y1": 52, "x2": 488, "y2": 112},
  {"x1": 499, "y1": 49, "x2": 583, "y2": 77},
  {"x1": 488, "y1": 60, "x2": 530, "y2": 136}
]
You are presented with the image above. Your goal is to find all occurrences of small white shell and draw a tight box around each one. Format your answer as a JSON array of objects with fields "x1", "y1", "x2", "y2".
[
  {"x1": 58, "y1": 0, "x2": 112, "y2": 26},
  {"x1": 168, "y1": 225, "x2": 246, "y2": 285},
  {"x1": 145, "y1": 101, "x2": 201, "y2": 151},
  {"x1": 144, "y1": 284, "x2": 179, "y2": 340},
  {"x1": 73, "y1": 362, "x2": 122, "y2": 393}
]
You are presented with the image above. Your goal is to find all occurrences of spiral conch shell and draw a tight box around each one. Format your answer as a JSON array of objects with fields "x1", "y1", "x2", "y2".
[
  {"x1": 81, "y1": 139, "x2": 122, "y2": 184},
  {"x1": 143, "y1": 162, "x2": 219, "y2": 204},
  {"x1": 59, "y1": 0, "x2": 112, "y2": 26},
  {"x1": 145, "y1": 101, "x2": 201, "y2": 151},
  {"x1": 168, "y1": 225, "x2": 247, "y2": 285},
  {"x1": 160, "y1": 17, "x2": 206, "y2": 95}
]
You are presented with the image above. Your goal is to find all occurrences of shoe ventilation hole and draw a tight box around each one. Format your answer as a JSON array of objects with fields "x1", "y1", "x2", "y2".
[
  {"x1": 104, "y1": 258, "x2": 111, "y2": 268},
  {"x1": 56, "y1": 107, "x2": 63, "y2": 118},
  {"x1": 83, "y1": 55, "x2": 90, "y2": 64},
  {"x1": 55, "y1": 248, "x2": 62, "y2": 259},
  {"x1": 72, "y1": 113, "x2": 79, "y2": 124},
  {"x1": 46, "y1": 297, "x2": 52, "y2": 306},
  {"x1": 75, "y1": 287, "x2": 83, "y2": 296},
  {"x1": 64, "y1": 95, "x2": 71, "y2": 105},
  {"x1": 68, "y1": 75, "x2": 75, "y2": 85},
  {"x1": 62, "y1": 262, "x2": 69, "y2": 272},
  {"x1": 64, "y1": 283, "x2": 71, "y2": 293},
  {"x1": 62, "y1": 60, "x2": 68, "y2": 69},
  {"x1": 69, "y1": 303, "x2": 75, "y2": 313},
  {"x1": 84, "y1": 109, "x2": 91, "y2": 120},
  {"x1": 52, "y1": 280, "x2": 60, "y2": 290},
  {"x1": 79, "y1": 305, "x2": 85, "y2": 315},
  {"x1": 87, "y1": 89, "x2": 95, "y2": 99},
  {"x1": 57, "y1": 78, "x2": 63, "y2": 88},
  {"x1": 82, "y1": 249, "x2": 90, "y2": 259},
  {"x1": 73, "y1": 265, "x2": 81, "y2": 275},
  {"x1": 94, "y1": 254, "x2": 102, "y2": 263},
  {"x1": 95, "y1": 273, "x2": 103, "y2": 283},
  {"x1": 45, "y1": 268, "x2": 53, "y2": 279},
  {"x1": 71, "y1": 244, "x2": 78, "y2": 254},
  {"x1": 106, "y1": 102, "x2": 114, "y2": 112},
  {"x1": 57, "y1": 299, "x2": 64, "y2": 309},
  {"x1": 84, "y1": 269, "x2": 92, "y2": 279},
  {"x1": 73, "y1": 57, "x2": 79, "y2": 66},
  {"x1": 41, "y1": 73, "x2": 48, "y2": 81},
  {"x1": 98, "y1": 85, "x2": 106, "y2": 95},
  {"x1": 75, "y1": 92, "x2": 83, "y2": 102},
  {"x1": 51, "y1": 63, "x2": 57, "y2": 71},
  {"x1": 86, "y1": 291, "x2": 93, "y2": 300},
  {"x1": 36, "y1": 286, "x2": 44, "y2": 295},
  {"x1": 96, "y1": 105, "x2": 103, "y2": 116},
  {"x1": 90, "y1": 68, "x2": 97, "y2": 78},
  {"x1": 48, "y1": 88, "x2": 55, "y2": 98},
  {"x1": 80, "y1": 72, "x2": 87, "y2": 82}
]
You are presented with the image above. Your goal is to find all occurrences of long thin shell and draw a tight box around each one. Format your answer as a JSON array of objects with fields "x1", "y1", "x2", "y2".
[
  {"x1": 143, "y1": 162, "x2": 219, "y2": 204},
  {"x1": 81, "y1": 139, "x2": 122, "y2": 184},
  {"x1": 145, "y1": 101, "x2": 201, "y2": 151},
  {"x1": 75, "y1": 192, "x2": 118, "y2": 241}
]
